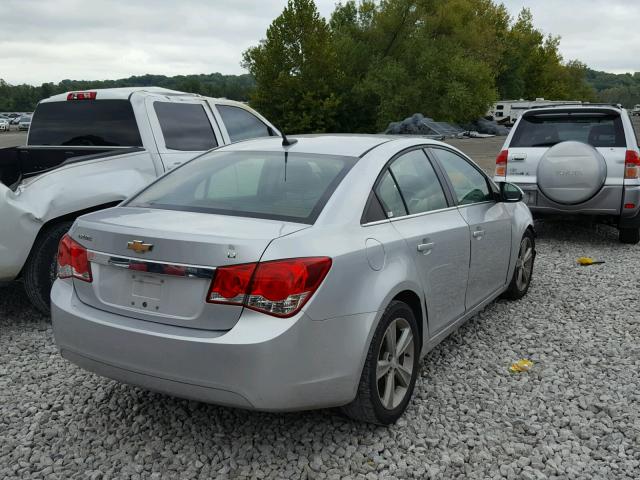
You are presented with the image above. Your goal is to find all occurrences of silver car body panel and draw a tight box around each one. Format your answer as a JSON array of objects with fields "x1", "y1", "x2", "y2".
[{"x1": 52, "y1": 135, "x2": 534, "y2": 411}]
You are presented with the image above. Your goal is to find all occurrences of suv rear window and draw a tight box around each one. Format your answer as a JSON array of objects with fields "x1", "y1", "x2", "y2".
[
  {"x1": 29, "y1": 100, "x2": 142, "y2": 146},
  {"x1": 510, "y1": 113, "x2": 625, "y2": 148},
  {"x1": 128, "y1": 151, "x2": 357, "y2": 223}
]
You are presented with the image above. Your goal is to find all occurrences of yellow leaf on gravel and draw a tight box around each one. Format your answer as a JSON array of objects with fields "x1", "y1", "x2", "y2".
[
  {"x1": 509, "y1": 359, "x2": 533, "y2": 373},
  {"x1": 577, "y1": 257, "x2": 605, "y2": 266}
]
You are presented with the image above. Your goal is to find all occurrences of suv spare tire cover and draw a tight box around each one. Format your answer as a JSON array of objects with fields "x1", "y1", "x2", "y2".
[{"x1": 536, "y1": 141, "x2": 607, "y2": 205}]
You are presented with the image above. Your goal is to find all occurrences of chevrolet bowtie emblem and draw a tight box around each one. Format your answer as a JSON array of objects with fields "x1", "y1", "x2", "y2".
[{"x1": 127, "y1": 240, "x2": 153, "y2": 254}]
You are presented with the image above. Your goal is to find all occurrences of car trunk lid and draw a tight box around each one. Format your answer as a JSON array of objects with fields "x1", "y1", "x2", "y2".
[{"x1": 71, "y1": 207, "x2": 309, "y2": 330}]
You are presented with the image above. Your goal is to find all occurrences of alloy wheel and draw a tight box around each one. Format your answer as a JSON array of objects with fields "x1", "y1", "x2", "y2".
[
  {"x1": 376, "y1": 317, "x2": 415, "y2": 410},
  {"x1": 515, "y1": 236, "x2": 534, "y2": 291}
]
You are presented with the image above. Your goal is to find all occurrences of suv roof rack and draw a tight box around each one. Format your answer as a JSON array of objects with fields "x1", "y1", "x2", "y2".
[{"x1": 527, "y1": 102, "x2": 623, "y2": 110}]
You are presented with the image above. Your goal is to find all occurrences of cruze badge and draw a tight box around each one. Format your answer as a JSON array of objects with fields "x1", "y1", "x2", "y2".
[{"x1": 127, "y1": 240, "x2": 154, "y2": 254}]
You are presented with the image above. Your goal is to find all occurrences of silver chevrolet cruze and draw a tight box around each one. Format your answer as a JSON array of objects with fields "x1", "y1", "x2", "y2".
[{"x1": 52, "y1": 135, "x2": 535, "y2": 424}]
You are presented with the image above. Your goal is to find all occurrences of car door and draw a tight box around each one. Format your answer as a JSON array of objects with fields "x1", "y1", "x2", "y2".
[
  {"x1": 429, "y1": 147, "x2": 512, "y2": 309},
  {"x1": 145, "y1": 97, "x2": 222, "y2": 171},
  {"x1": 374, "y1": 148, "x2": 470, "y2": 335}
]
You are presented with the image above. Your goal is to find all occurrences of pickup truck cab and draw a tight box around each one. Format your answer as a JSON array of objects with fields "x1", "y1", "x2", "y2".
[{"x1": 0, "y1": 87, "x2": 279, "y2": 313}]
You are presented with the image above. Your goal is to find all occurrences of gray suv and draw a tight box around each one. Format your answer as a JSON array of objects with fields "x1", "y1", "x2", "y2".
[{"x1": 494, "y1": 105, "x2": 640, "y2": 243}]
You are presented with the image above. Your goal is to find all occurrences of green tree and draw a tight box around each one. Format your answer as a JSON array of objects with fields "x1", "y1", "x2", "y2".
[{"x1": 242, "y1": 0, "x2": 342, "y2": 133}]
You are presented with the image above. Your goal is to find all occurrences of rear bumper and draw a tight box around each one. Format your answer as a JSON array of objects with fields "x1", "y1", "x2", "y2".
[
  {"x1": 51, "y1": 279, "x2": 377, "y2": 411},
  {"x1": 514, "y1": 183, "x2": 624, "y2": 216}
]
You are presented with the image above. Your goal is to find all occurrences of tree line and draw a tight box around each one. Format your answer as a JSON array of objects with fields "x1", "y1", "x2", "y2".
[
  {"x1": 1, "y1": 0, "x2": 638, "y2": 130},
  {"x1": 0, "y1": 73, "x2": 255, "y2": 112}
]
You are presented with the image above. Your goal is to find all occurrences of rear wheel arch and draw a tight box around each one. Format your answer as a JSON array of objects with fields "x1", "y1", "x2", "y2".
[
  {"x1": 20, "y1": 201, "x2": 121, "y2": 315},
  {"x1": 391, "y1": 290, "x2": 424, "y2": 349},
  {"x1": 22, "y1": 200, "x2": 121, "y2": 274}
]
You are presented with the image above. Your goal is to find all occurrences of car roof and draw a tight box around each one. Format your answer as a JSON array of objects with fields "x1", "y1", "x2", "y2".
[
  {"x1": 39, "y1": 87, "x2": 245, "y2": 105},
  {"x1": 217, "y1": 134, "x2": 404, "y2": 158}
]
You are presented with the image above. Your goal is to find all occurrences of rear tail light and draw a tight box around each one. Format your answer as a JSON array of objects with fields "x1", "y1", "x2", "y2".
[
  {"x1": 67, "y1": 91, "x2": 97, "y2": 100},
  {"x1": 57, "y1": 234, "x2": 92, "y2": 282},
  {"x1": 207, "y1": 257, "x2": 332, "y2": 317},
  {"x1": 624, "y1": 150, "x2": 640, "y2": 179},
  {"x1": 495, "y1": 149, "x2": 508, "y2": 177}
]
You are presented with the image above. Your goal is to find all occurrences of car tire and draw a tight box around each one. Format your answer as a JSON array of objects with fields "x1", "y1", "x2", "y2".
[
  {"x1": 23, "y1": 221, "x2": 73, "y2": 316},
  {"x1": 619, "y1": 227, "x2": 640, "y2": 244},
  {"x1": 502, "y1": 229, "x2": 535, "y2": 300},
  {"x1": 341, "y1": 300, "x2": 420, "y2": 425}
]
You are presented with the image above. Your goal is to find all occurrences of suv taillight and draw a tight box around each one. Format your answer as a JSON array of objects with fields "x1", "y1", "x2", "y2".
[
  {"x1": 624, "y1": 150, "x2": 640, "y2": 179},
  {"x1": 207, "y1": 257, "x2": 332, "y2": 317},
  {"x1": 57, "y1": 234, "x2": 92, "y2": 282},
  {"x1": 495, "y1": 149, "x2": 508, "y2": 177}
]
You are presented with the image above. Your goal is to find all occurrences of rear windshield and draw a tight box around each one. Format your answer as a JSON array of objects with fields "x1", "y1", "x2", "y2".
[
  {"x1": 128, "y1": 151, "x2": 357, "y2": 223},
  {"x1": 510, "y1": 113, "x2": 625, "y2": 148},
  {"x1": 29, "y1": 100, "x2": 142, "y2": 147}
]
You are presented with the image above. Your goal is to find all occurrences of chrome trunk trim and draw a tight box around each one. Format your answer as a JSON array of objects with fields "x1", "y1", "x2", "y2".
[{"x1": 87, "y1": 250, "x2": 216, "y2": 279}]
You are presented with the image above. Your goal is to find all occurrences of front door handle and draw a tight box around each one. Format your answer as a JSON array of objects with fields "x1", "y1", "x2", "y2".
[
  {"x1": 417, "y1": 242, "x2": 434, "y2": 254},
  {"x1": 472, "y1": 229, "x2": 485, "y2": 239}
]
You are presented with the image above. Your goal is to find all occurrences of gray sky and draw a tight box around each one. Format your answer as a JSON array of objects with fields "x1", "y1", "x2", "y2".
[{"x1": 1, "y1": 0, "x2": 638, "y2": 85}]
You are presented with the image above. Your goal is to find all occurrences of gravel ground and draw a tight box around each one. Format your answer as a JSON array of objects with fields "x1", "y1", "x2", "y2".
[{"x1": 1, "y1": 219, "x2": 639, "y2": 480}]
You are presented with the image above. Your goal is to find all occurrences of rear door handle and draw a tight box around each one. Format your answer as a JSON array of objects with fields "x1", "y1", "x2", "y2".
[
  {"x1": 417, "y1": 242, "x2": 434, "y2": 254},
  {"x1": 472, "y1": 229, "x2": 485, "y2": 239}
]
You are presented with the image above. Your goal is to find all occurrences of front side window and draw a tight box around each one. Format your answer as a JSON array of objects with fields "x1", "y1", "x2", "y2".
[
  {"x1": 389, "y1": 150, "x2": 448, "y2": 214},
  {"x1": 217, "y1": 105, "x2": 273, "y2": 142},
  {"x1": 433, "y1": 149, "x2": 492, "y2": 205},
  {"x1": 154, "y1": 102, "x2": 217, "y2": 151},
  {"x1": 128, "y1": 151, "x2": 356, "y2": 224}
]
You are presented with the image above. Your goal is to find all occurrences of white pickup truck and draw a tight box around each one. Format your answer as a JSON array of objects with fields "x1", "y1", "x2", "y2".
[{"x1": 0, "y1": 87, "x2": 279, "y2": 313}]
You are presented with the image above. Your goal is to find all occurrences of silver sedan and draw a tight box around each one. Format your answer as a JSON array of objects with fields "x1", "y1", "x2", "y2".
[{"x1": 52, "y1": 135, "x2": 535, "y2": 424}]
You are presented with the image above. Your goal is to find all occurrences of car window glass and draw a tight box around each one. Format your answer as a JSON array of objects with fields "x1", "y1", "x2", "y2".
[
  {"x1": 389, "y1": 150, "x2": 448, "y2": 214},
  {"x1": 434, "y1": 149, "x2": 492, "y2": 205},
  {"x1": 375, "y1": 170, "x2": 407, "y2": 219},
  {"x1": 154, "y1": 102, "x2": 217, "y2": 151},
  {"x1": 28, "y1": 100, "x2": 142, "y2": 146},
  {"x1": 129, "y1": 151, "x2": 357, "y2": 224},
  {"x1": 510, "y1": 114, "x2": 625, "y2": 148},
  {"x1": 217, "y1": 105, "x2": 273, "y2": 142},
  {"x1": 361, "y1": 191, "x2": 386, "y2": 224}
]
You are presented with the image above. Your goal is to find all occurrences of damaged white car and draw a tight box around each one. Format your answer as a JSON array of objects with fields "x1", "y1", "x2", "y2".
[{"x1": 0, "y1": 87, "x2": 279, "y2": 313}]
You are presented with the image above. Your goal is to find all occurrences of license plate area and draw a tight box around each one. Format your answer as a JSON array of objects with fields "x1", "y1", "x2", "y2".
[
  {"x1": 130, "y1": 273, "x2": 163, "y2": 312},
  {"x1": 84, "y1": 252, "x2": 216, "y2": 320}
]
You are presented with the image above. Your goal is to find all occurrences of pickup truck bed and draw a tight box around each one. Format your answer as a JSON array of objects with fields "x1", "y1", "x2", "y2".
[{"x1": 0, "y1": 146, "x2": 137, "y2": 189}]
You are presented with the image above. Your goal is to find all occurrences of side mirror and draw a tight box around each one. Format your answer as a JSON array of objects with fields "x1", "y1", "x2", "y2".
[{"x1": 499, "y1": 182, "x2": 523, "y2": 202}]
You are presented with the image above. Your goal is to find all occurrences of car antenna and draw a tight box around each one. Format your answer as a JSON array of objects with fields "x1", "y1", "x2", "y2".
[
  {"x1": 281, "y1": 131, "x2": 298, "y2": 147},
  {"x1": 280, "y1": 130, "x2": 297, "y2": 181}
]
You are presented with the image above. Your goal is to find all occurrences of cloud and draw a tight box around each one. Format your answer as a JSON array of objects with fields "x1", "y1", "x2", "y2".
[
  {"x1": 1, "y1": 0, "x2": 637, "y2": 85},
  {"x1": 502, "y1": 0, "x2": 640, "y2": 73}
]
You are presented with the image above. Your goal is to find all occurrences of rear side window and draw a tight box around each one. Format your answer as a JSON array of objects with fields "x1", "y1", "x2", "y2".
[
  {"x1": 217, "y1": 105, "x2": 273, "y2": 142},
  {"x1": 29, "y1": 100, "x2": 142, "y2": 146},
  {"x1": 389, "y1": 150, "x2": 448, "y2": 214},
  {"x1": 375, "y1": 170, "x2": 407, "y2": 219},
  {"x1": 433, "y1": 149, "x2": 492, "y2": 205},
  {"x1": 511, "y1": 113, "x2": 625, "y2": 148},
  {"x1": 128, "y1": 151, "x2": 357, "y2": 224},
  {"x1": 154, "y1": 102, "x2": 217, "y2": 151}
]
